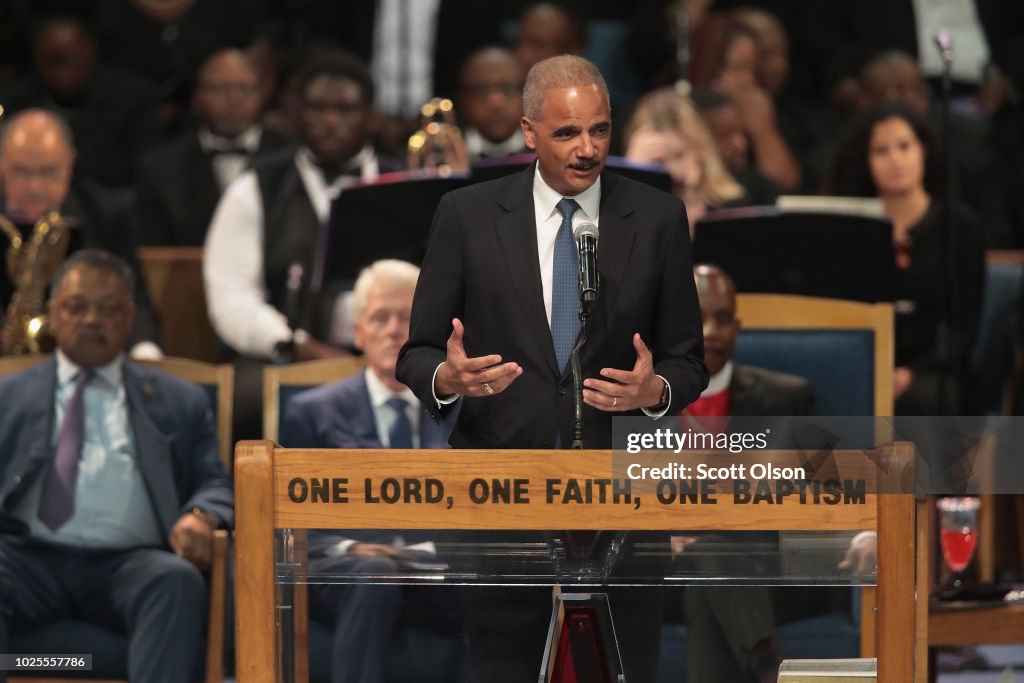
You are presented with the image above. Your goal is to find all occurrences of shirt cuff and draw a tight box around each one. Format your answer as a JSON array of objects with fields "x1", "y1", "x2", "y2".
[
  {"x1": 641, "y1": 375, "x2": 671, "y2": 419},
  {"x1": 432, "y1": 362, "x2": 461, "y2": 408}
]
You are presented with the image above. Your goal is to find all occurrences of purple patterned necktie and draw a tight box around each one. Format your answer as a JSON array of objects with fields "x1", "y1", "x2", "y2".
[{"x1": 38, "y1": 368, "x2": 93, "y2": 531}]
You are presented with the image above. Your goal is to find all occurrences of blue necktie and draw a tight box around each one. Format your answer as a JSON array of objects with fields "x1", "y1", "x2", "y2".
[
  {"x1": 552, "y1": 198, "x2": 581, "y2": 372},
  {"x1": 386, "y1": 397, "x2": 414, "y2": 449},
  {"x1": 38, "y1": 368, "x2": 93, "y2": 530}
]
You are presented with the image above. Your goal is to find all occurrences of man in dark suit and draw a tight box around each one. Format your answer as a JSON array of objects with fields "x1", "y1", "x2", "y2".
[
  {"x1": 282, "y1": 259, "x2": 459, "y2": 683},
  {"x1": 0, "y1": 108, "x2": 161, "y2": 355},
  {"x1": 397, "y1": 55, "x2": 707, "y2": 682},
  {"x1": 136, "y1": 48, "x2": 291, "y2": 247},
  {"x1": 686, "y1": 264, "x2": 814, "y2": 420},
  {"x1": 0, "y1": 249, "x2": 233, "y2": 683},
  {"x1": 680, "y1": 264, "x2": 813, "y2": 683}
]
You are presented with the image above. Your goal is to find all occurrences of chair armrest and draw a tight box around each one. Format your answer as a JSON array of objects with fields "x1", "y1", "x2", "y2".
[{"x1": 205, "y1": 529, "x2": 229, "y2": 683}]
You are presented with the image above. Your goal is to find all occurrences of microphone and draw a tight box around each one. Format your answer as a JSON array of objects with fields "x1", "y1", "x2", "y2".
[
  {"x1": 934, "y1": 31, "x2": 953, "y2": 64},
  {"x1": 573, "y1": 222, "x2": 599, "y2": 305}
]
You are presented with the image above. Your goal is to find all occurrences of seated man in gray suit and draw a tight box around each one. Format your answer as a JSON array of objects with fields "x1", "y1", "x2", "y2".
[
  {"x1": 680, "y1": 264, "x2": 814, "y2": 683},
  {"x1": 281, "y1": 259, "x2": 460, "y2": 683},
  {"x1": 0, "y1": 249, "x2": 233, "y2": 683}
]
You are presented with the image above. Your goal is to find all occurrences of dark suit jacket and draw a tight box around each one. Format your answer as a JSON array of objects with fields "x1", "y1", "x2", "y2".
[
  {"x1": 280, "y1": 369, "x2": 458, "y2": 557},
  {"x1": 397, "y1": 166, "x2": 708, "y2": 449},
  {"x1": 0, "y1": 357, "x2": 234, "y2": 539},
  {"x1": 729, "y1": 364, "x2": 815, "y2": 416},
  {"x1": 135, "y1": 127, "x2": 292, "y2": 247}
]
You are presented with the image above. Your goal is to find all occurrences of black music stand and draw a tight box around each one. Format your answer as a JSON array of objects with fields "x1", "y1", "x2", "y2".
[
  {"x1": 313, "y1": 172, "x2": 470, "y2": 293},
  {"x1": 692, "y1": 207, "x2": 897, "y2": 302}
]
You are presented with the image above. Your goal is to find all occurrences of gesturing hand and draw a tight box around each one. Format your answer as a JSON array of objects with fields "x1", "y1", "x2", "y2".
[
  {"x1": 434, "y1": 318, "x2": 522, "y2": 398},
  {"x1": 582, "y1": 333, "x2": 665, "y2": 411}
]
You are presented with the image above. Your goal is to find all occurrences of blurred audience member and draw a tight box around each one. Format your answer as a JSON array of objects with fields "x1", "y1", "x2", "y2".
[
  {"x1": 515, "y1": 3, "x2": 586, "y2": 72},
  {"x1": 281, "y1": 259, "x2": 460, "y2": 683},
  {"x1": 691, "y1": 86, "x2": 782, "y2": 205},
  {"x1": 858, "y1": 50, "x2": 1011, "y2": 246},
  {"x1": 624, "y1": 87, "x2": 744, "y2": 231},
  {"x1": 824, "y1": 103, "x2": 985, "y2": 414},
  {"x1": 266, "y1": 1, "x2": 501, "y2": 156},
  {"x1": 94, "y1": 0, "x2": 267, "y2": 133},
  {"x1": 136, "y1": 48, "x2": 290, "y2": 247},
  {"x1": 0, "y1": 248, "x2": 233, "y2": 683},
  {"x1": 0, "y1": 109, "x2": 161, "y2": 357},
  {"x1": 691, "y1": 17, "x2": 801, "y2": 189},
  {"x1": 678, "y1": 264, "x2": 811, "y2": 683},
  {"x1": 0, "y1": 14, "x2": 161, "y2": 189},
  {"x1": 733, "y1": 7, "x2": 832, "y2": 191},
  {"x1": 204, "y1": 50, "x2": 398, "y2": 438},
  {"x1": 457, "y1": 47, "x2": 527, "y2": 160}
]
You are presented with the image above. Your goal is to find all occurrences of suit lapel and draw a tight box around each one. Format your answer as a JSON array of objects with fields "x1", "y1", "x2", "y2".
[
  {"x1": 123, "y1": 363, "x2": 179, "y2": 535},
  {"x1": 351, "y1": 373, "x2": 384, "y2": 447},
  {"x1": 496, "y1": 168, "x2": 559, "y2": 377},
  {"x1": 588, "y1": 172, "x2": 637, "y2": 355}
]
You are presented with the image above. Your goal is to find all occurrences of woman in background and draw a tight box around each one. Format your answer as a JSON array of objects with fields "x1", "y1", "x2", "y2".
[
  {"x1": 624, "y1": 87, "x2": 746, "y2": 233},
  {"x1": 824, "y1": 103, "x2": 985, "y2": 414}
]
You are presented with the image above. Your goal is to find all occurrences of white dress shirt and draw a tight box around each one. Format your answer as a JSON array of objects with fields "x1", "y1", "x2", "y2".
[
  {"x1": 464, "y1": 128, "x2": 526, "y2": 159},
  {"x1": 198, "y1": 124, "x2": 263, "y2": 190},
  {"x1": 204, "y1": 146, "x2": 379, "y2": 358}
]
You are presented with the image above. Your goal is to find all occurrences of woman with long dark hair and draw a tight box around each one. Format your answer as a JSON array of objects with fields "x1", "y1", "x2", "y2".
[{"x1": 824, "y1": 103, "x2": 985, "y2": 414}]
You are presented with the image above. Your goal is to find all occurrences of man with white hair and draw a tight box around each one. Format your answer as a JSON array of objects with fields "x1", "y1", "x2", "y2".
[{"x1": 281, "y1": 259, "x2": 460, "y2": 683}]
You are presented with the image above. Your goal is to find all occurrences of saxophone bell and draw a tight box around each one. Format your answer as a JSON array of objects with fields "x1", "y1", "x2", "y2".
[{"x1": 1, "y1": 210, "x2": 69, "y2": 355}]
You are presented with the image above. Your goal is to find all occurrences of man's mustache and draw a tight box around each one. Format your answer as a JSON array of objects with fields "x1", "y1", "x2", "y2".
[{"x1": 569, "y1": 158, "x2": 600, "y2": 170}]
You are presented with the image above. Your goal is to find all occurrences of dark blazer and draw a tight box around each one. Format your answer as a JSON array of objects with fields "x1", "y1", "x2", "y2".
[
  {"x1": 729, "y1": 364, "x2": 815, "y2": 416},
  {"x1": 135, "y1": 127, "x2": 292, "y2": 247},
  {"x1": 0, "y1": 357, "x2": 234, "y2": 538},
  {"x1": 281, "y1": 369, "x2": 457, "y2": 451},
  {"x1": 397, "y1": 166, "x2": 708, "y2": 449},
  {"x1": 280, "y1": 369, "x2": 458, "y2": 557}
]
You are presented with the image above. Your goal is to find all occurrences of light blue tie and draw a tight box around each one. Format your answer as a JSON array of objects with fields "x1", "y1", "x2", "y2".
[
  {"x1": 386, "y1": 397, "x2": 414, "y2": 449},
  {"x1": 552, "y1": 198, "x2": 581, "y2": 372}
]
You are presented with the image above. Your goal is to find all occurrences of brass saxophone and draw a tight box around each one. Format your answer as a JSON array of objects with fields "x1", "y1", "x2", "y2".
[
  {"x1": 0, "y1": 211, "x2": 69, "y2": 355},
  {"x1": 406, "y1": 97, "x2": 469, "y2": 177}
]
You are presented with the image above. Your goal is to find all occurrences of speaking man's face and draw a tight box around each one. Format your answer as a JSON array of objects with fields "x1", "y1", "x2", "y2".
[{"x1": 521, "y1": 84, "x2": 610, "y2": 197}]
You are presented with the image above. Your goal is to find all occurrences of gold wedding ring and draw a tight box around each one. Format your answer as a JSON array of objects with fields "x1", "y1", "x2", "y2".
[{"x1": 482, "y1": 382, "x2": 495, "y2": 395}]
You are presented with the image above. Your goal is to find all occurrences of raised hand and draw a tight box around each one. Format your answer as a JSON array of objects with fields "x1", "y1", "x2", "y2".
[
  {"x1": 582, "y1": 333, "x2": 665, "y2": 411},
  {"x1": 434, "y1": 318, "x2": 522, "y2": 398}
]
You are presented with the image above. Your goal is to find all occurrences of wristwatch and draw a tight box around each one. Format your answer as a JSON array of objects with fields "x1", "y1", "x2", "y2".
[
  {"x1": 190, "y1": 506, "x2": 219, "y2": 530},
  {"x1": 650, "y1": 378, "x2": 671, "y2": 411}
]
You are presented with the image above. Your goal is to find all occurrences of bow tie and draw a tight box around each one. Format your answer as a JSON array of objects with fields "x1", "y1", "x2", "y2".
[{"x1": 316, "y1": 162, "x2": 362, "y2": 185}]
